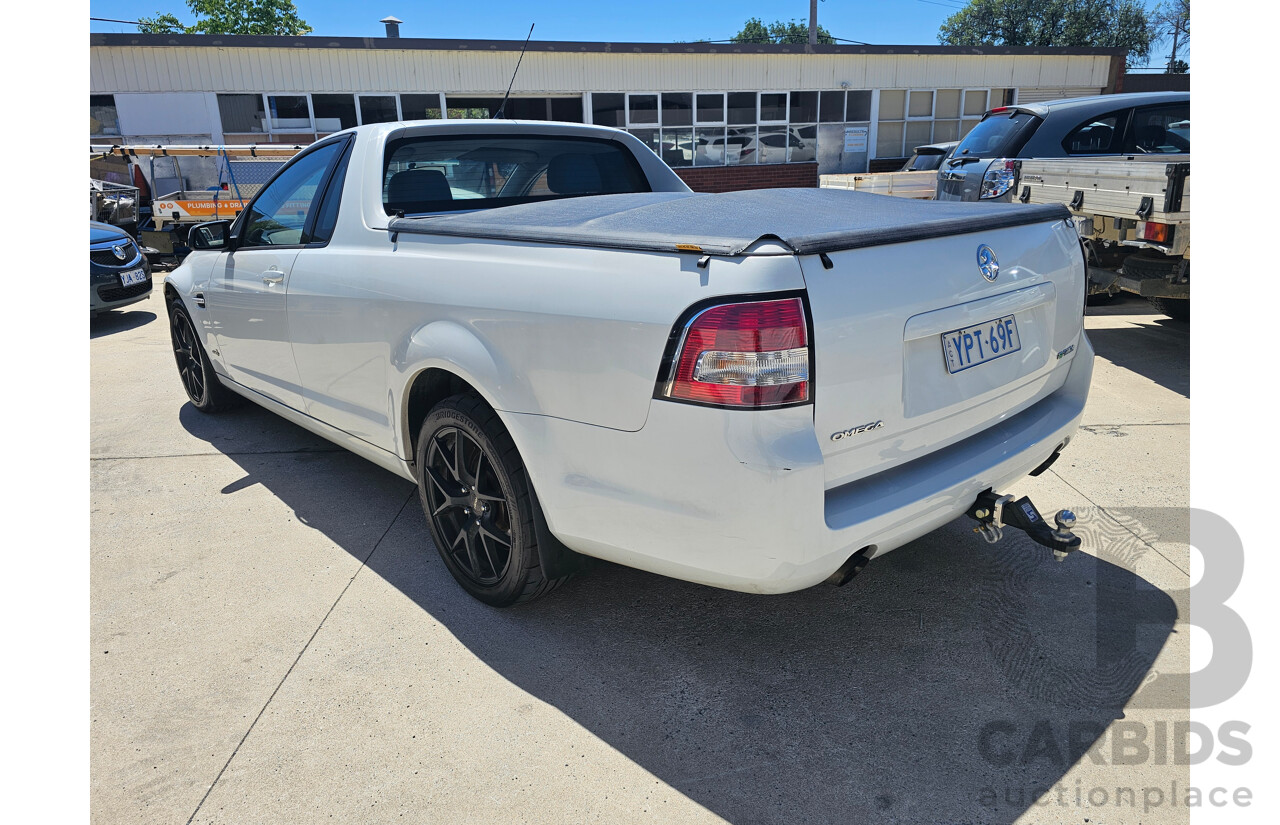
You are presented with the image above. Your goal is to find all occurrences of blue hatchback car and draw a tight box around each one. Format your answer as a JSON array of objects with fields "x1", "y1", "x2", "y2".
[{"x1": 90, "y1": 221, "x2": 152, "y2": 315}]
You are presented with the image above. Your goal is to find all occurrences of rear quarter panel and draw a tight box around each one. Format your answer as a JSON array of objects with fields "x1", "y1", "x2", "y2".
[
  {"x1": 287, "y1": 227, "x2": 809, "y2": 458},
  {"x1": 280, "y1": 124, "x2": 808, "y2": 459}
]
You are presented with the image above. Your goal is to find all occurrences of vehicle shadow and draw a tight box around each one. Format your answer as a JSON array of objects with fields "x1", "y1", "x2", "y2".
[
  {"x1": 182, "y1": 405, "x2": 1180, "y2": 824},
  {"x1": 90, "y1": 309, "x2": 156, "y2": 339},
  {"x1": 1085, "y1": 320, "x2": 1189, "y2": 399}
]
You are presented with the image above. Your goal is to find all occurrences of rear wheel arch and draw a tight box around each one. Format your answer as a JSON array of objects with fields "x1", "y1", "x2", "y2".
[
  {"x1": 404, "y1": 372, "x2": 592, "y2": 594},
  {"x1": 404, "y1": 367, "x2": 486, "y2": 464},
  {"x1": 399, "y1": 319, "x2": 525, "y2": 461}
]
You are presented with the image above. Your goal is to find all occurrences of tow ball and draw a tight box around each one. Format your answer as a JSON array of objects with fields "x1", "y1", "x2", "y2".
[{"x1": 965, "y1": 490, "x2": 1081, "y2": 561}]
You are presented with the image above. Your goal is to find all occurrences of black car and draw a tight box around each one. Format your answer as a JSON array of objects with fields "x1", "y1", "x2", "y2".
[
  {"x1": 90, "y1": 221, "x2": 152, "y2": 315},
  {"x1": 935, "y1": 91, "x2": 1189, "y2": 202}
]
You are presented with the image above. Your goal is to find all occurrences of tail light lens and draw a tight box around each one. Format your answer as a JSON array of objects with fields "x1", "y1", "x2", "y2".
[
  {"x1": 980, "y1": 158, "x2": 1017, "y2": 199},
  {"x1": 1136, "y1": 221, "x2": 1171, "y2": 243},
  {"x1": 663, "y1": 297, "x2": 810, "y2": 408}
]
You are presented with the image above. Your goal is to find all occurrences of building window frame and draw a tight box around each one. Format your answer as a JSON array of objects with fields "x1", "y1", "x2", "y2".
[
  {"x1": 873, "y1": 87, "x2": 1009, "y2": 158},
  {"x1": 355, "y1": 93, "x2": 402, "y2": 126},
  {"x1": 263, "y1": 92, "x2": 316, "y2": 134},
  {"x1": 758, "y1": 92, "x2": 789, "y2": 125},
  {"x1": 590, "y1": 89, "x2": 870, "y2": 167},
  {"x1": 621, "y1": 92, "x2": 660, "y2": 128},
  {"x1": 694, "y1": 92, "x2": 726, "y2": 126},
  {"x1": 960, "y1": 87, "x2": 995, "y2": 140},
  {"x1": 217, "y1": 92, "x2": 269, "y2": 137},
  {"x1": 400, "y1": 92, "x2": 446, "y2": 120},
  {"x1": 310, "y1": 93, "x2": 359, "y2": 134}
]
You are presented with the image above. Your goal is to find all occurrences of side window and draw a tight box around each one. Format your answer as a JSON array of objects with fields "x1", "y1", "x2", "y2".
[
  {"x1": 1126, "y1": 103, "x2": 1190, "y2": 154},
  {"x1": 1061, "y1": 111, "x2": 1124, "y2": 155},
  {"x1": 308, "y1": 141, "x2": 354, "y2": 245},
  {"x1": 240, "y1": 141, "x2": 344, "y2": 248}
]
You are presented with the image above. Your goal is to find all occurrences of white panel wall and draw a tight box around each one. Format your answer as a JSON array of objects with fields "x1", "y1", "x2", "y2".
[
  {"x1": 113, "y1": 92, "x2": 219, "y2": 138},
  {"x1": 90, "y1": 46, "x2": 1116, "y2": 96},
  {"x1": 1015, "y1": 86, "x2": 1105, "y2": 103}
]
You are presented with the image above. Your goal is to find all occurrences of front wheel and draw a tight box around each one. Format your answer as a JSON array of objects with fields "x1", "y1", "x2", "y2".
[
  {"x1": 168, "y1": 299, "x2": 241, "y2": 412},
  {"x1": 415, "y1": 393, "x2": 566, "y2": 606}
]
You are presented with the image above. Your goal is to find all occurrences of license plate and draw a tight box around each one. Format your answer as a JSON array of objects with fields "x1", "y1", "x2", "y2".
[
  {"x1": 119, "y1": 268, "x2": 148, "y2": 287},
  {"x1": 942, "y1": 315, "x2": 1021, "y2": 374}
]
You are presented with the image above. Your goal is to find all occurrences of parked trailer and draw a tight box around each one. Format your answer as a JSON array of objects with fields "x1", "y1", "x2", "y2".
[
  {"x1": 821, "y1": 142, "x2": 957, "y2": 200},
  {"x1": 1014, "y1": 155, "x2": 1190, "y2": 319},
  {"x1": 820, "y1": 170, "x2": 938, "y2": 199}
]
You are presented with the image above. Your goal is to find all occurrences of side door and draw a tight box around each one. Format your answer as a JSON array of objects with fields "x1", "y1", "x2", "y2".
[
  {"x1": 284, "y1": 141, "x2": 402, "y2": 450},
  {"x1": 206, "y1": 138, "x2": 348, "y2": 410}
]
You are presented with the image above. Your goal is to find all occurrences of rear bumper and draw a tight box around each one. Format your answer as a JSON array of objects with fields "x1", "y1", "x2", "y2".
[{"x1": 504, "y1": 333, "x2": 1094, "y2": 594}]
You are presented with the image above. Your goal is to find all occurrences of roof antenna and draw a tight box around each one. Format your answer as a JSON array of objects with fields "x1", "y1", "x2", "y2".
[{"x1": 494, "y1": 23, "x2": 535, "y2": 119}]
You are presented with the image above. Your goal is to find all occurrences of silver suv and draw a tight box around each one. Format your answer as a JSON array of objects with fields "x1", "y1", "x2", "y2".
[{"x1": 935, "y1": 91, "x2": 1189, "y2": 202}]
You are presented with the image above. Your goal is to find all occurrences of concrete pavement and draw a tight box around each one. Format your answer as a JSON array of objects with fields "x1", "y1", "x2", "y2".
[{"x1": 91, "y1": 288, "x2": 1191, "y2": 824}]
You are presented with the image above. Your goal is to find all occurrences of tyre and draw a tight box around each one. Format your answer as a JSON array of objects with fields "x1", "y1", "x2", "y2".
[
  {"x1": 1121, "y1": 253, "x2": 1189, "y2": 320},
  {"x1": 415, "y1": 393, "x2": 566, "y2": 606},
  {"x1": 1146, "y1": 297, "x2": 1190, "y2": 321},
  {"x1": 167, "y1": 298, "x2": 242, "y2": 412},
  {"x1": 1122, "y1": 251, "x2": 1178, "y2": 280}
]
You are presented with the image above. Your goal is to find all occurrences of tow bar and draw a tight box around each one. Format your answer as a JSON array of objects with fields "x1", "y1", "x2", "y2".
[{"x1": 965, "y1": 490, "x2": 1081, "y2": 561}]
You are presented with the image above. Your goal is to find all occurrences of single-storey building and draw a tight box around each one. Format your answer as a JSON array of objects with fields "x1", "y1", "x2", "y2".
[{"x1": 90, "y1": 31, "x2": 1127, "y2": 190}]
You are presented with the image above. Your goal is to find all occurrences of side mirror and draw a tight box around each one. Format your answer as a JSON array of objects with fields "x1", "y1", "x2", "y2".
[{"x1": 189, "y1": 220, "x2": 233, "y2": 250}]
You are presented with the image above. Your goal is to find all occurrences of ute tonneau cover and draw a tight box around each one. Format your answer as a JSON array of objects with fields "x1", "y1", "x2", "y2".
[{"x1": 388, "y1": 188, "x2": 1069, "y2": 256}]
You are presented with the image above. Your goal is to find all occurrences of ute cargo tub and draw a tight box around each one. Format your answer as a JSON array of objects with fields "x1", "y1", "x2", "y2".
[{"x1": 388, "y1": 189, "x2": 1070, "y2": 256}]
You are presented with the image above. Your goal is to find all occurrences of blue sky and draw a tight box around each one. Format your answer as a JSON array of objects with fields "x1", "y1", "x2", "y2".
[{"x1": 88, "y1": 0, "x2": 1180, "y2": 69}]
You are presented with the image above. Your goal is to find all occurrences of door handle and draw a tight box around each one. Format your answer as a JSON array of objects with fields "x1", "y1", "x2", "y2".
[{"x1": 262, "y1": 270, "x2": 284, "y2": 285}]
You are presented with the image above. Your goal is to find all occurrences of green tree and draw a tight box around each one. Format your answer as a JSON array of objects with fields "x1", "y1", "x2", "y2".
[
  {"x1": 138, "y1": 0, "x2": 312, "y2": 35},
  {"x1": 732, "y1": 17, "x2": 835, "y2": 45},
  {"x1": 137, "y1": 13, "x2": 185, "y2": 33},
  {"x1": 937, "y1": 0, "x2": 1154, "y2": 66}
]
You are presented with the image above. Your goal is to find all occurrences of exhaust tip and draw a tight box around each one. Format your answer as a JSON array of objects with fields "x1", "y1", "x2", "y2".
[{"x1": 826, "y1": 546, "x2": 873, "y2": 587}]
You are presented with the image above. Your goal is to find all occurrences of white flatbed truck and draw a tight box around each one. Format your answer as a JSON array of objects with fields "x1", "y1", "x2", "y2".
[{"x1": 1014, "y1": 155, "x2": 1190, "y2": 319}]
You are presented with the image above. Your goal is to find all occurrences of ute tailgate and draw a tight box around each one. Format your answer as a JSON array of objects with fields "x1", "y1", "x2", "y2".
[{"x1": 799, "y1": 217, "x2": 1085, "y2": 491}]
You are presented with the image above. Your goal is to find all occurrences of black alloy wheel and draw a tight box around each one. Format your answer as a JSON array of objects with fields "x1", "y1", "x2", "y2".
[
  {"x1": 423, "y1": 425, "x2": 514, "y2": 586},
  {"x1": 415, "y1": 393, "x2": 566, "y2": 606},
  {"x1": 170, "y1": 306, "x2": 207, "y2": 404},
  {"x1": 167, "y1": 299, "x2": 240, "y2": 413}
]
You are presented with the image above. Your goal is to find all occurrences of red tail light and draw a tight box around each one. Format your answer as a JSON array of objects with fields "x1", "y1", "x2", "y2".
[
  {"x1": 663, "y1": 297, "x2": 811, "y2": 408},
  {"x1": 989, "y1": 106, "x2": 1009, "y2": 114},
  {"x1": 1136, "y1": 221, "x2": 1171, "y2": 243}
]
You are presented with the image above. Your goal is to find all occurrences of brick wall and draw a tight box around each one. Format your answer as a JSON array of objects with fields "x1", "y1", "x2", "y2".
[{"x1": 674, "y1": 162, "x2": 818, "y2": 193}]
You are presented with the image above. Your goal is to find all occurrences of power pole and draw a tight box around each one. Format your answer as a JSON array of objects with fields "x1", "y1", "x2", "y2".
[
  {"x1": 808, "y1": 0, "x2": 818, "y2": 45},
  {"x1": 1166, "y1": 18, "x2": 1182, "y2": 73}
]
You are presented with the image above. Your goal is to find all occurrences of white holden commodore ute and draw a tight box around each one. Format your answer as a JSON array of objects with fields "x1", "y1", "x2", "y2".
[{"x1": 165, "y1": 120, "x2": 1093, "y2": 606}]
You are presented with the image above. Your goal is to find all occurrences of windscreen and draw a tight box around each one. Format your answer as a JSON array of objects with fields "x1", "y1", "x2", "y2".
[
  {"x1": 953, "y1": 111, "x2": 1039, "y2": 158},
  {"x1": 382, "y1": 133, "x2": 651, "y2": 215}
]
